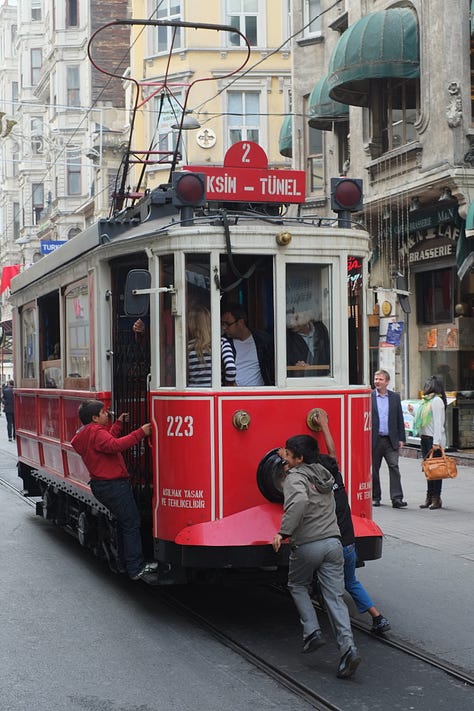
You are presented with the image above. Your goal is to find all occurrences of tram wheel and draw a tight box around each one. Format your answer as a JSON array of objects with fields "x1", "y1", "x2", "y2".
[
  {"x1": 256, "y1": 448, "x2": 285, "y2": 503},
  {"x1": 42, "y1": 487, "x2": 56, "y2": 521},
  {"x1": 77, "y1": 511, "x2": 89, "y2": 547}
]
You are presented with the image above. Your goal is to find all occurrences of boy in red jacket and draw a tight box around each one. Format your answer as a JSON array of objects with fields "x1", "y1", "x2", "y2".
[{"x1": 71, "y1": 399, "x2": 158, "y2": 581}]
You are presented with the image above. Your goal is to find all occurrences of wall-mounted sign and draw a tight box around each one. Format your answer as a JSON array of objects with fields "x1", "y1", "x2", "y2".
[{"x1": 40, "y1": 240, "x2": 67, "y2": 255}]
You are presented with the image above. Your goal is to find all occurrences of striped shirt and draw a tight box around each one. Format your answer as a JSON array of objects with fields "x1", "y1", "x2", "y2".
[{"x1": 187, "y1": 337, "x2": 236, "y2": 386}]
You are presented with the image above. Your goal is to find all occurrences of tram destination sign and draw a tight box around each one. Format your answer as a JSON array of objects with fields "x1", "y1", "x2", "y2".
[{"x1": 185, "y1": 140, "x2": 306, "y2": 204}]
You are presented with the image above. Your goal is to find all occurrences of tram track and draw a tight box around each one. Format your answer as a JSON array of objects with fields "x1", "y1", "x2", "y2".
[
  {"x1": 155, "y1": 584, "x2": 474, "y2": 710},
  {"x1": 158, "y1": 588, "x2": 343, "y2": 711},
  {"x1": 3, "y1": 475, "x2": 473, "y2": 709},
  {"x1": 0, "y1": 475, "x2": 37, "y2": 508},
  {"x1": 350, "y1": 616, "x2": 474, "y2": 688}
]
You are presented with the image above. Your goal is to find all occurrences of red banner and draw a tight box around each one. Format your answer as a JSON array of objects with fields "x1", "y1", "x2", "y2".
[{"x1": 1, "y1": 265, "x2": 20, "y2": 294}]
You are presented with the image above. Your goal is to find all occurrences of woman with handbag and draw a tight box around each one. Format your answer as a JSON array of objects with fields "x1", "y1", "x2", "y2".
[{"x1": 413, "y1": 375, "x2": 447, "y2": 510}]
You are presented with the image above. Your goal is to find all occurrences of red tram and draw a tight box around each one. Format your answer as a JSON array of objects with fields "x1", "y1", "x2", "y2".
[
  {"x1": 10, "y1": 145, "x2": 381, "y2": 585},
  {"x1": 9, "y1": 19, "x2": 381, "y2": 584}
]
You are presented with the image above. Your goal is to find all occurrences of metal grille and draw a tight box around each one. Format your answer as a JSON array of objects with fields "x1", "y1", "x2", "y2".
[{"x1": 110, "y1": 260, "x2": 152, "y2": 510}]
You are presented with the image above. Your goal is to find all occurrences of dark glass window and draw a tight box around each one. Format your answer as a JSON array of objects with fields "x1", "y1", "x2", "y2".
[{"x1": 415, "y1": 267, "x2": 454, "y2": 324}]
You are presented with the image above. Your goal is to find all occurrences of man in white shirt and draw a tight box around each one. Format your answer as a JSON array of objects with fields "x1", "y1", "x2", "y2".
[{"x1": 221, "y1": 303, "x2": 274, "y2": 386}]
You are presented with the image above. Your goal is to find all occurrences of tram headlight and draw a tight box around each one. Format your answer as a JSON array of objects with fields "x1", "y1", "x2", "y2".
[
  {"x1": 330, "y1": 178, "x2": 363, "y2": 213},
  {"x1": 171, "y1": 171, "x2": 207, "y2": 207}
]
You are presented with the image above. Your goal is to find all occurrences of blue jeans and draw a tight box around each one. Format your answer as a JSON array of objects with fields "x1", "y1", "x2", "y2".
[
  {"x1": 287, "y1": 537, "x2": 355, "y2": 654},
  {"x1": 90, "y1": 478, "x2": 144, "y2": 577},
  {"x1": 343, "y1": 543, "x2": 374, "y2": 613}
]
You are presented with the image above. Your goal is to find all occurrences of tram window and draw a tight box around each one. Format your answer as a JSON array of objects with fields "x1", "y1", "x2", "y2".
[
  {"x1": 64, "y1": 281, "x2": 90, "y2": 386},
  {"x1": 21, "y1": 305, "x2": 38, "y2": 382},
  {"x1": 38, "y1": 291, "x2": 61, "y2": 387},
  {"x1": 347, "y1": 256, "x2": 365, "y2": 385},
  {"x1": 160, "y1": 255, "x2": 175, "y2": 387},
  {"x1": 219, "y1": 253, "x2": 275, "y2": 386},
  {"x1": 286, "y1": 264, "x2": 331, "y2": 377},
  {"x1": 185, "y1": 255, "x2": 211, "y2": 387}
]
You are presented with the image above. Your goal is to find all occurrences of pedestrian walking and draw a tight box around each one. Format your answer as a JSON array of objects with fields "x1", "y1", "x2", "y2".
[{"x1": 2, "y1": 380, "x2": 15, "y2": 441}]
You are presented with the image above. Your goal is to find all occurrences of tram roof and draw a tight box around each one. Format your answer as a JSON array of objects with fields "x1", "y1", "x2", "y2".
[{"x1": 11, "y1": 205, "x2": 369, "y2": 295}]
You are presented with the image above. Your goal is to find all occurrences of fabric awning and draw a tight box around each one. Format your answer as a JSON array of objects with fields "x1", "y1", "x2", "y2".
[
  {"x1": 278, "y1": 115, "x2": 292, "y2": 158},
  {"x1": 457, "y1": 223, "x2": 474, "y2": 279},
  {"x1": 465, "y1": 201, "x2": 474, "y2": 238},
  {"x1": 327, "y1": 7, "x2": 419, "y2": 107},
  {"x1": 308, "y1": 75, "x2": 349, "y2": 131}
]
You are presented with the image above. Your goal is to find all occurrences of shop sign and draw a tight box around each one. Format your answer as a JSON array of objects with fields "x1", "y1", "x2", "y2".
[
  {"x1": 380, "y1": 203, "x2": 461, "y2": 240},
  {"x1": 408, "y1": 235, "x2": 454, "y2": 264}
]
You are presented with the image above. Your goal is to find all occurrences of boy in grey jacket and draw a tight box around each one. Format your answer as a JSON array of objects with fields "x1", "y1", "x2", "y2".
[{"x1": 272, "y1": 434, "x2": 361, "y2": 679}]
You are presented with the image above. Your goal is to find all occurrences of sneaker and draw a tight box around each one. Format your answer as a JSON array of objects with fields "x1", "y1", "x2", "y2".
[
  {"x1": 302, "y1": 629, "x2": 326, "y2": 653},
  {"x1": 372, "y1": 615, "x2": 391, "y2": 634},
  {"x1": 336, "y1": 646, "x2": 361, "y2": 679},
  {"x1": 131, "y1": 562, "x2": 159, "y2": 580}
]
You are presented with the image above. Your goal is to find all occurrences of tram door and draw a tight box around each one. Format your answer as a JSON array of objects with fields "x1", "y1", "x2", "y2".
[{"x1": 110, "y1": 257, "x2": 153, "y2": 532}]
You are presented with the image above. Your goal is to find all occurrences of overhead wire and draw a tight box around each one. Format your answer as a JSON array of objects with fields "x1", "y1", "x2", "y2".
[{"x1": 3, "y1": 0, "x2": 342, "y2": 240}]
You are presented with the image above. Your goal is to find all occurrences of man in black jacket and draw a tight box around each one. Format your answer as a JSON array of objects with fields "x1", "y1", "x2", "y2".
[
  {"x1": 221, "y1": 303, "x2": 274, "y2": 386},
  {"x1": 371, "y1": 370, "x2": 407, "y2": 508},
  {"x1": 2, "y1": 380, "x2": 15, "y2": 441}
]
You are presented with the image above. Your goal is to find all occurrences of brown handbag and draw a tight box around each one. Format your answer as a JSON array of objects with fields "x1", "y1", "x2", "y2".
[{"x1": 422, "y1": 447, "x2": 458, "y2": 480}]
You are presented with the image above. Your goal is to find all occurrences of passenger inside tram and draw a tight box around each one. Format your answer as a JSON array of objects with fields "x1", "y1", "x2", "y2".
[
  {"x1": 286, "y1": 309, "x2": 330, "y2": 376},
  {"x1": 186, "y1": 304, "x2": 237, "y2": 387},
  {"x1": 285, "y1": 263, "x2": 331, "y2": 377},
  {"x1": 221, "y1": 302, "x2": 274, "y2": 386}
]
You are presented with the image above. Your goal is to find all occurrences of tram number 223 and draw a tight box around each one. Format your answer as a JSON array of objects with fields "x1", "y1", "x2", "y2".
[{"x1": 166, "y1": 415, "x2": 194, "y2": 437}]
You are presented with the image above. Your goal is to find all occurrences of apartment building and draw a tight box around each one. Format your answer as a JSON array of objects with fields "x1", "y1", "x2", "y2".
[
  {"x1": 287, "y1": 0, "x2": 474, "y2": 447},
  {"x1": 125, "y1": 0, "x2": 292, "y2": 196}
]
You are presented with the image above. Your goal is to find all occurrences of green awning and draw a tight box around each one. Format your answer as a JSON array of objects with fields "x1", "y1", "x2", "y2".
[
  {"x1": 308, "y1": 75, "x2": 349, "y2": 131},
  {"x1": 278, "y1": 115, "x2": 292, "y2": 158},
  {"x1": 328, "y1": 8, "x2": 419, "y2": 107},
  {"x1": 457, "y1": 223, "x2": 474, "y2": 279},
  {"x1": 465, "y1": 201, "x2": 474, "y2": 238}
]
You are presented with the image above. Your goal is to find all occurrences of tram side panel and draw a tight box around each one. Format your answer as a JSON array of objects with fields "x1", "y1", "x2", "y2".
[{"x1": 151, "y1": 389, "x2": 381, "y2": 566}]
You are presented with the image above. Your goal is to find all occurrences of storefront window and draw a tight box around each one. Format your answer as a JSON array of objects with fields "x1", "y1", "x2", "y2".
[{"x1": 415, "y1": 267, "x2": 454, "y2": 324}]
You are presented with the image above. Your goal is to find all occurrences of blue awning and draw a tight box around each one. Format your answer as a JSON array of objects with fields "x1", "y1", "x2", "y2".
[
  {"x1": 278, "y1": 115, "x2": 292, "y2": 158},
  {"x1": 308, "y1": 75, "x2": 349, "y2": 131},
  {"x1": 328, "y1": 8, "x2": 420, "y2": 107}
]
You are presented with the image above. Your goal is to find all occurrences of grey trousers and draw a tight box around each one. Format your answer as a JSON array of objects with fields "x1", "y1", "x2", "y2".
[
  {"x1": 287, "y1": 537, "x2": 355, "y2": 655},
  {"x1": 372, "y1": 436, "x2": 404, "y2": 502}
]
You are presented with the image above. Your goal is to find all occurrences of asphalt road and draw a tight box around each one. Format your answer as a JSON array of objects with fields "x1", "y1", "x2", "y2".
[{"x1": 1, "y1": 420, "x2": 473, "y2": 710}]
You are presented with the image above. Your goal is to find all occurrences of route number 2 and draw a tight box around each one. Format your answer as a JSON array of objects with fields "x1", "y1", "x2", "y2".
[{"x1": 166, "y1": 415, "x2": 194, "y2": 437}]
